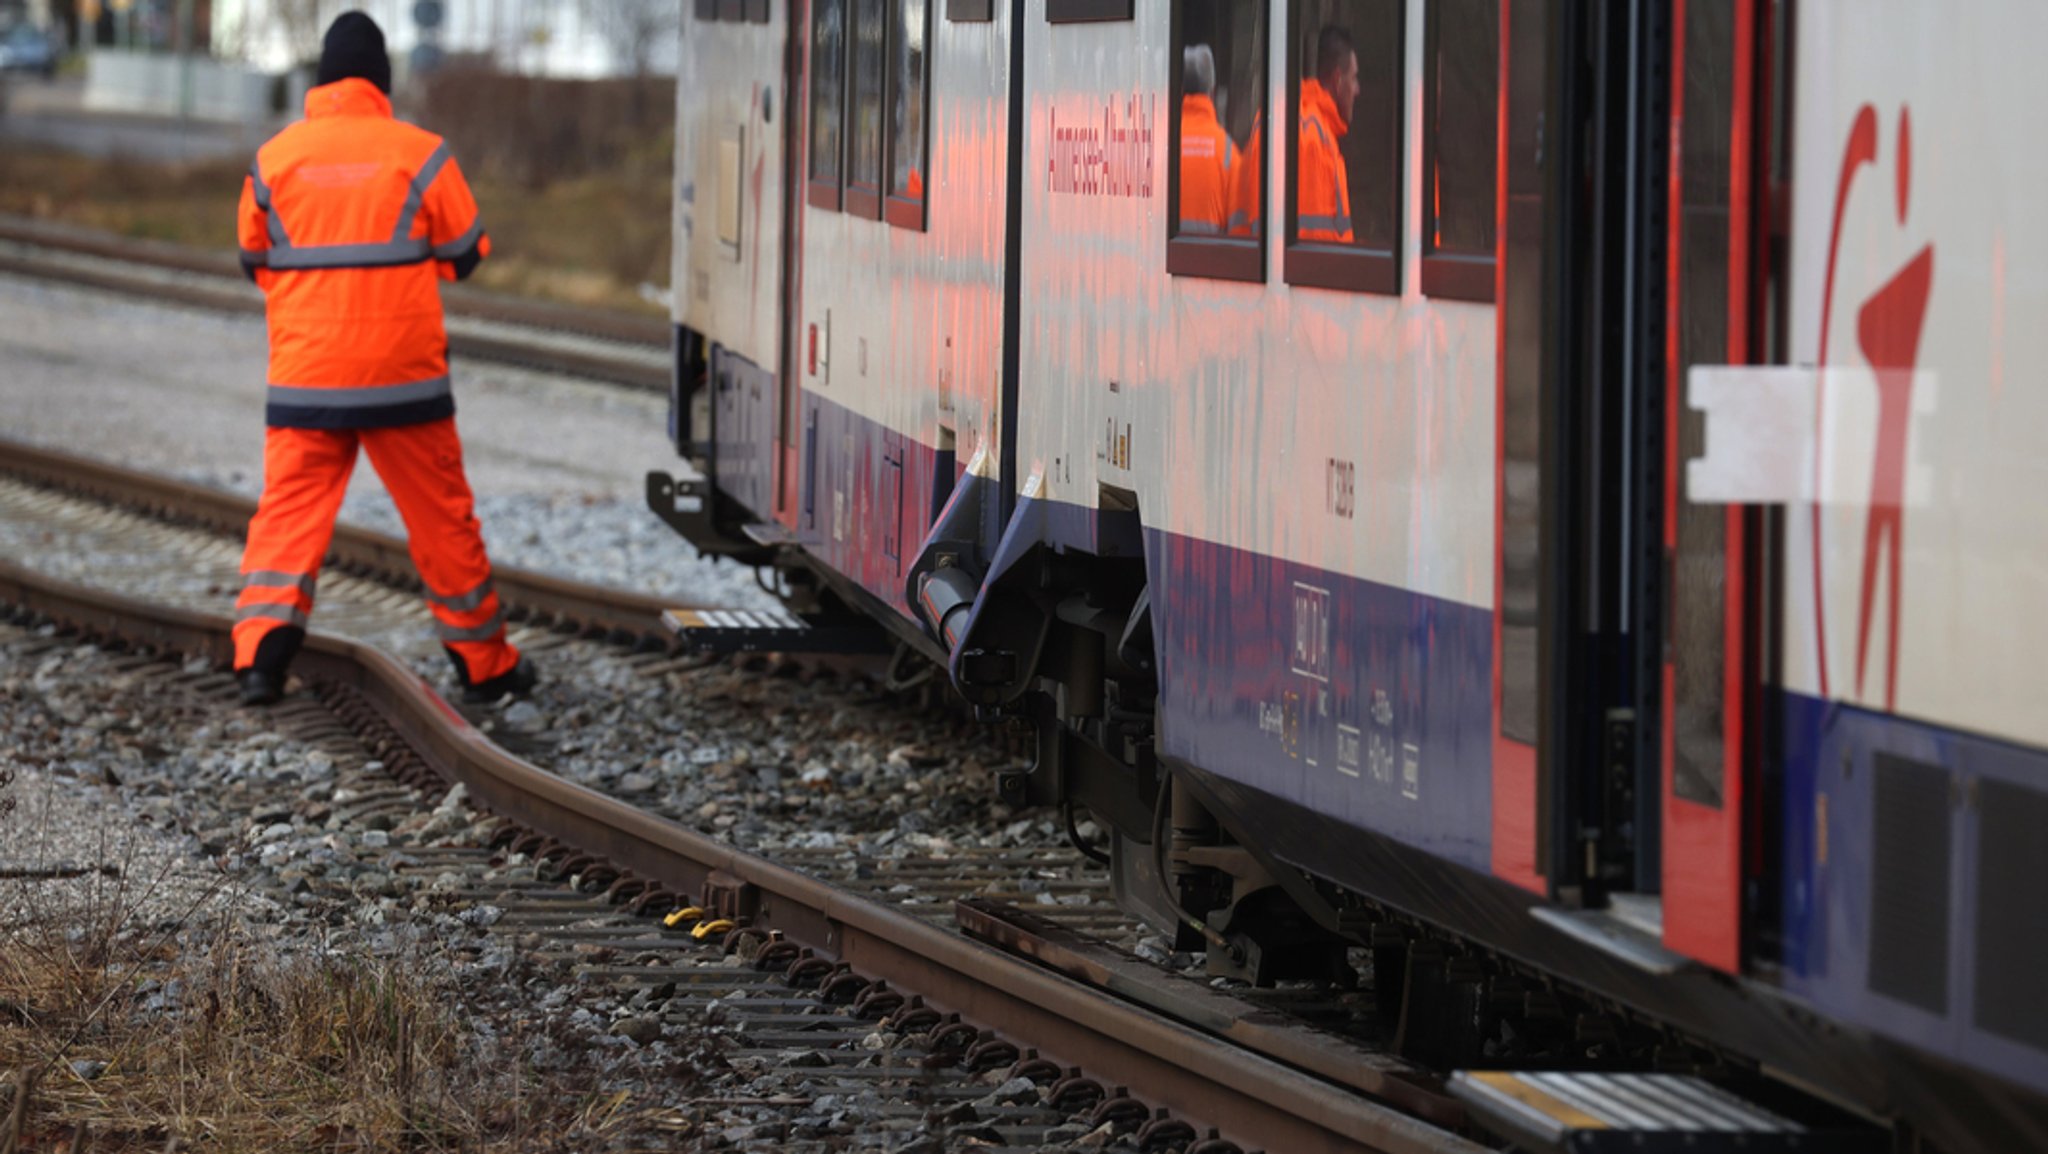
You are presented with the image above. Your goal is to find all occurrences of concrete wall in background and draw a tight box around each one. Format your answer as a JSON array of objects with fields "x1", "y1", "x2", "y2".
[{"x1": 85, "y1": 50, "x2": 272, "y2": 122}]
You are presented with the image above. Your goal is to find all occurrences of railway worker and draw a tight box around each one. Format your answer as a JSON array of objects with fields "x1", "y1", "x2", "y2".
[
  {"x1": 230, "y1": 11, "x2": 536, "y2": 708},
  {"x1": 1178, "y1": 44, "x2": 1238, "y2": 237},
  {"x1": 1297, "y1": 24, "x2": 1359, "y2": 244}
]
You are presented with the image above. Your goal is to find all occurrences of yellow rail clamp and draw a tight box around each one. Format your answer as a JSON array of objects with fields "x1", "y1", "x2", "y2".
[
  {"x1": 663, "y1": 906, "x2": 706, "y2": 928},
  {"x1": 691, "y1": 918, "x2": 736, "y2": 940}
]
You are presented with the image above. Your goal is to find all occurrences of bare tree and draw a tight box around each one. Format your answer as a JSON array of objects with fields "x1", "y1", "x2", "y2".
[
  {"x1": 577, "y1": 0, "x2": 677, "y2": 79},
  {"x1": 270, "y1": 0, "x2": 326, "y2": 67}
]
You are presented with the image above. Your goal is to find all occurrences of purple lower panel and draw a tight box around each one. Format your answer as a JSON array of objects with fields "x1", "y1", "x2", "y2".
[
  {"x1": 1146, "y1": 531, "x2": 1494, "y2": 872},
  {"x1": 795, "y1": 389, "x2": 939, "y2": 623},
  {"x1": 711, "y1": 346, "x2": 778, "y2": 522},
  {"x1": 1777, "y1": 690, "x2": 2048, "y2": 1097}
]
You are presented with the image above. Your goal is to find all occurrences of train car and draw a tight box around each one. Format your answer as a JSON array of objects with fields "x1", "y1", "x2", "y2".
[{"x1": 655, "y1": 1, "x2": 2048, "y2": 1149}]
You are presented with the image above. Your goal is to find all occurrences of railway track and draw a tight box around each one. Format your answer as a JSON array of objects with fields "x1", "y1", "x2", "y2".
[
  {"x1": 0, "y1": 436, "x2": 683, "y2": 647},
  {"x1": 0, "y1": 215, "x2": 670, "y2": 391},
  {"x1": 0, "y1": 558, "x2": 1482, "y2": 1154},
  {"x1": 0, "y1": 444, "x2": 1488, "y2": 1151}
]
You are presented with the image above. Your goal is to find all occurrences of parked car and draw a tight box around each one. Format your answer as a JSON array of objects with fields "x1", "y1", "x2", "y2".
[{"x1": 0, "y1": 25, "x2": 58, "y2": 79}]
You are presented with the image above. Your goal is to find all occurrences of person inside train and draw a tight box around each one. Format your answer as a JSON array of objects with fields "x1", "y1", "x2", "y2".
[
  {"x1": 1179, "y1": 44, "x2": 1238, "y2": 237},
  {"x1": 1298, "y1": 24, "x2": 1358, "y2": 243}
]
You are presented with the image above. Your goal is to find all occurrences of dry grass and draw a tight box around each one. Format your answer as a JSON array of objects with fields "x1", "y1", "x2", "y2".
[
  {"x1": 0, "y1": 812, "x2": 699, "y2": 1152},
  {"x1": 0, "y1": 150, "x2": 242, "y2": 250},
  {"x1": 0, "y1": 140, "x2": 671, "y2": 316},
  {"x1": 0, "y1": 836, "x2": 482, "y2": 1152}
]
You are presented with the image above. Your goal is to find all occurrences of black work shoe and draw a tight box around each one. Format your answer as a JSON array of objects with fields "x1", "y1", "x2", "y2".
[
  {"x1": 462, "y1": 656, "x2": 537, "y2": 704},
  {"x1": 238, "y1": 667, "x2": 284, "y2": 706}
]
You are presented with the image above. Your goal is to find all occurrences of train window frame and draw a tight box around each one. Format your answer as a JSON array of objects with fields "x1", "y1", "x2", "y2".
[
  {"x1": 1045, "y1": 0, "x2": 1133, "y2": 22},
  {"x1": 807, "y1": 0, "x2": 849, "y2": 211},
  {"x1": 844, "y1": 0, "x2": 889, "y2": 220},
  {"x1": 885, "y1": 0, "x2": 933, "y2": 231},
  {"x1": 1418, "y1": 0, "x2": 1498, "y2": 303},
  {"x1": 946, "y1": 0, "x2": 992, "y2": 20},
  {"x1": 699, "y1": 0, "x2": 771, "y2": 24},
  {"x1": 1166, "y1": 0, "x2": 1267, "y2": 283},
  {"x1": 1282, "y1": 0, "x2": 1404, "y2": 296}
]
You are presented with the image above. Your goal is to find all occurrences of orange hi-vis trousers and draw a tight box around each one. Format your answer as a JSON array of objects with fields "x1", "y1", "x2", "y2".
[{"x1": 232, "y1": 418, "x2": 520, "y2": 685}]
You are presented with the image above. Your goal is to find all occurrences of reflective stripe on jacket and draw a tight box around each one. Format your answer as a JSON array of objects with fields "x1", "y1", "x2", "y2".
[
  {"x1": 1178, "y1": 94, "x2": 1237, "y2": 237},
  {"x1": 1297, "y1": 77, "x2": 1353, "y2": 244},
  {"x1": 238, "y1": 78, "x2": 490, "y2": 429}
]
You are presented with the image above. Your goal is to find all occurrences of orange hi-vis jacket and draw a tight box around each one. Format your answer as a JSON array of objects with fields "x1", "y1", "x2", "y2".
[
  {"x1": 238, "y1": 78, "x2": 490, "y2": 429},
  {"x1": 1178, "y1": 93, "x2": 1238, "y2": 236},
  {"x1": 1297, "y1": 77, "x2": 1353, "y2": 244},
  {"x1": 1228, "y1": 110, "x2": 1263, "y2": 237}
]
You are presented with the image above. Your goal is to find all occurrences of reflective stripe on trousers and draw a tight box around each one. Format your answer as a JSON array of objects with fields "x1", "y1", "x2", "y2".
[{"x1": 434, "y1": 607, "x2": 507, "y2": 644}]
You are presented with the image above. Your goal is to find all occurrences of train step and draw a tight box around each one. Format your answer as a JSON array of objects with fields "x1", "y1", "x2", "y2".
[
  {"x1": 660, "y1": 606, "x2": 892, "y2": 656},
  {"x1": 1448, "y1": 1070, "x2": 1884, "y2": 1153}
]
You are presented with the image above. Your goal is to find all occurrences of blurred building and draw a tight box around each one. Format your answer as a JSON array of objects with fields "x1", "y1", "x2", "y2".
[{"x1": 213, "y1": 0, "x2": 677, "y2": 79}]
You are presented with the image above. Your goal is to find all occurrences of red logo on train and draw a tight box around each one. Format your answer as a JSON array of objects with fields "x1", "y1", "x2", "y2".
[{"x1": 1814, "y1": 104, "x2": 1936, "y2": 712}]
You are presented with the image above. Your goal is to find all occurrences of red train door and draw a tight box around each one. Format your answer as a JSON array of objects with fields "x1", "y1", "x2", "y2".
[{"x1": 1659, "y1": 0, "x2": 1767, "y2": 973}]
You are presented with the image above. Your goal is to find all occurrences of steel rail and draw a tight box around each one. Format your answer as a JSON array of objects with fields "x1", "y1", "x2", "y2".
[
  {"x1": 0, "y1": 436, "x2": 696, "y2": 644},
  {"x1": 0, "y1": 225, "x2": 668, "y2": 392},
  {"x1": 0, "y1": 559, "x2": 1485, "y2": 1154}
]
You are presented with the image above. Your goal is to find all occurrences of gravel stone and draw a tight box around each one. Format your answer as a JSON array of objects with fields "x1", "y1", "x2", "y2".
[{"x1": 611, "y1": 1015, "x2": 663, "y2": 1046}]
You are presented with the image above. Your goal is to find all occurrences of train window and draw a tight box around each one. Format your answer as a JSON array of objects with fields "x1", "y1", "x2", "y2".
[
  {"x1": 1046, "y1": 0, "x2": 1133, "y2": 22},
  {"x1": 1419, "y1": 0, "x2": 1498, "y2": 301},
  {"x1": 808, "y1": 0, "x2": 847, "y2": 210},
  {"x1": 886, "y1": 0, "x2": 931, "y2": 230},
  {"x1": 847, "y1": 0, "x2": 888, "y2": 218},
  {"x1": 698, "y1": 2, "x2": 770, "y2": 25},
  {"x1": 1282, "y1": 0, "x2": 1403, "y2": 295},
  {"x1": 1167, "y1": 0, "x2": 1268, "y2": 282},
  {"x1": 946, "y1": 0, "x2": 993, "y2": 19}
]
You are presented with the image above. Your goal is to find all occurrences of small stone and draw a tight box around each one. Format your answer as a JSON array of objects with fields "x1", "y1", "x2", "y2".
[
  {"x1": 612, "y1": 1015, "x2": 663, "y2": 1046},
  {"x1": 617, "y1": 772, "x2": 656, "y2": 794},
  {"x1": 502, "y1": 701, "x2": 544, "y2": 730},
  {"x1": 69, "y1": 1059, "x2": 107, "y2": 1081},
  {"x1": 780, "y1": 1048, "x2": 833, "y2": 1068},
  {"x1": 459, "y1": 905, "x2": 504, "y2": 927},
  {"x1": 975, "y1": 1076, "x2": 1040, "y2": 1107},
  {"x1": 1073, "y1": 1121, "x2": 1117, "y2": 1148},
  {"x1": 359, "y1": 830, "x2": 391, "y2": 849},
  {"x1": 434, "y1": 782, "x2": 469, "y2": 812}
]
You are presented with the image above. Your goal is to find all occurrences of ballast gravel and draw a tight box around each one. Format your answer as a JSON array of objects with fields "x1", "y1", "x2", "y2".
[{"x1": 0, "y1": 625, "x2": 1135, "y2": 1152}]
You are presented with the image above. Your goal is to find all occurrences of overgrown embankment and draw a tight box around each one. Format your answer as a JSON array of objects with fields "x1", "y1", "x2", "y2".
[{"x1": 0, "y1": 70, "x2": 674, "y2": 314}]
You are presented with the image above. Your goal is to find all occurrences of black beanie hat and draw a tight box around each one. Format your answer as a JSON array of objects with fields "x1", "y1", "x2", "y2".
[{"x1": 316, "y1": 11, "x2": 391, "y2": 95}]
